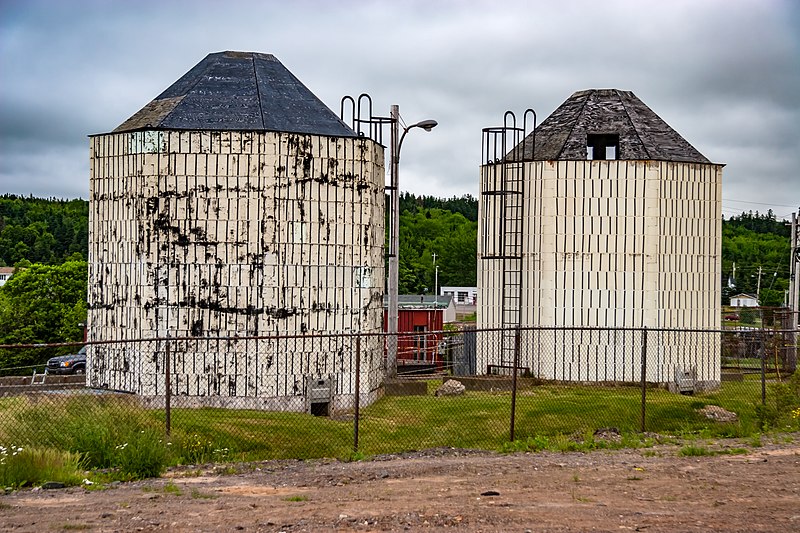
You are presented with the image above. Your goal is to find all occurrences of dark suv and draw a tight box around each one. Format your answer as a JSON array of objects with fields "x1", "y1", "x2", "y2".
[{"x1": 46, "y1": 346, "x2": 87, "y2": 375}]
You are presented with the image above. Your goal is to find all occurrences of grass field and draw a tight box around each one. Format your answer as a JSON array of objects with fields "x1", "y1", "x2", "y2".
[
  {"x1": 0, "y1": 376, "x2": 797, "y2": 486},
  {"x1": 2, "y1": 379, "x2": 788, "y2": 470}
]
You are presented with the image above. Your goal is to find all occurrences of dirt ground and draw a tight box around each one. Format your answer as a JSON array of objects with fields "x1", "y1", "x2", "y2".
[{"x1": 2, "y1": 434, "x2": 799, "y2": 532}]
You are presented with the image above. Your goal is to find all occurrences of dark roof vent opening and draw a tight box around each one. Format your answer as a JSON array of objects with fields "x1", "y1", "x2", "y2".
[
  {"x1": 587, "y1": 133, "x2": 619, "y2": 160},
  {"x1": 507, "y1": 89, "x2": 713, "y2": 163}
]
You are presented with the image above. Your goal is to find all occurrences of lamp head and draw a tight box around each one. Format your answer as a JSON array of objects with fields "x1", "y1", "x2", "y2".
[{"x1": 414, "y1": 119, "x2": 438, "y2": 132}]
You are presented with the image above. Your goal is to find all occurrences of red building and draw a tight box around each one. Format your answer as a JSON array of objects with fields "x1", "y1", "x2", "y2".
[{"x1": 383, "y1": 295, "x2": 454, "y2": 373}]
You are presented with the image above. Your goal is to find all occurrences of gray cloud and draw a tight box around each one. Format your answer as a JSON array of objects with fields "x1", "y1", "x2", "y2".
[{"x1": 0, "y1": 0, "x2": 797, "y2": 217}]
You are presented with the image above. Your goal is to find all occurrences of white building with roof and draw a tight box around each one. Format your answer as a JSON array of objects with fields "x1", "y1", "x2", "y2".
[
  {"x1": 88, "y1": 52, "x2": 386, "y2": 411},
  {"x1": 478, "y1": 89, "x2": 722, "y2": 389},
  {"x1": 440, "y1": 286, "x2": 477, "y2": 306},
  {"x1": 730, "y1": 293, "x2": 758, "y2": 307},
  {"x1": 0, "y1": 267, "x2": 14, "y2": 287}
]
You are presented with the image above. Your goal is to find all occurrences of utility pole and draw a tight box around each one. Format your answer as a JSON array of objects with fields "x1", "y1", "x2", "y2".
[
  {"x1": 791, "y1": 211, "x2": 799, "y2": 328},
  {"x1": 787, "y1": 209, "x2": 798, "y2": 373},
  {"x1": 432, "y1": 252, "x2": 438, "y2": 303},
  {"x1": 769, "y1": 270, "x2": 778, "y2": 290},
  {"x1": 387, "y1": 105, "x2": 400, "y2": 379},
  {"x1": 435, "y1": 266, "x2": 439, "y2": 304},
  {"x1": 756, "y1": 265, "x2": 763, "y2": 301}
]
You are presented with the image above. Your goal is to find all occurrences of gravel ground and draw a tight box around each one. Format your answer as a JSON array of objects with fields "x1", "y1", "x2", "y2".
[{"x1": 2, "y1": 433, "x2": 799, "y2": 532}]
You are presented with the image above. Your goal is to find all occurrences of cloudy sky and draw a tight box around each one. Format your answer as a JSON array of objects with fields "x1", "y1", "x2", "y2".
[{"x1": 1, "y1": 0, "x2": 798, "y2": 219}]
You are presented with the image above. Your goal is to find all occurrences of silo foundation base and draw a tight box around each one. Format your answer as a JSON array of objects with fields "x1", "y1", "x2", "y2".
[{"x1": 136, "y1": 390, "x2": 383, "y2": 413}]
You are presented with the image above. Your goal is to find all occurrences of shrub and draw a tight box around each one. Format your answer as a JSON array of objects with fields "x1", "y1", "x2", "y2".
[
  {"x1": 174, "y1": 433, "x2": 216, "y2": 465},
  {"x1": 0, "y1": 445, "x2": 84, "y2": 488},
  {"x1": 756, "y1": 372, "x2": 800, "y2": 430},
  {"x1": 739, "y1": 308, "x2": 757, "y2": 325},
  {"x1": 114, "y1": 428, "x2": 169, "y2": 479}
]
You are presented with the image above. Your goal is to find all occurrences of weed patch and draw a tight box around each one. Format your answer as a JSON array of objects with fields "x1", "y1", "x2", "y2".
[
  {"x1": 0, "y1": 445, "x2": 84, "y2": 488},
  {"x1": 719, "y1": 447, "x2": 749, "y2": 455},
  {"x1": 756, "y1": 373, "x2": 800, "y2": 430},
  {"x1": 163, "y1": 481, "x2": 182, "y2": 495},
  {"x1": 679, "y1": 445, "x2": 713, "y2": 457}
]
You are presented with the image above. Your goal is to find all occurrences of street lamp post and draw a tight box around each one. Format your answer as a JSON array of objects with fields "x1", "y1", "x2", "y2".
[
  {"x1": 435, "y1": 265, "x2": 439, "y2": 304},
  {"x1": 386, "y1": 105, "x2": 437, "y2": 378}
]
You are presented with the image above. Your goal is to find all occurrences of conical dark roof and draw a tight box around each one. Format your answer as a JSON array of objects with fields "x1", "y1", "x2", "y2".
[
  {"x1": 113, "y1": 51, "x2": 357, "y2": 137},
  {"x1": 512, "y1": 89, "x2": 710, "y2": 163}
]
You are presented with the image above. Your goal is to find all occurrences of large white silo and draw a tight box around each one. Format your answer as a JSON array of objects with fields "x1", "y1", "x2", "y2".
[{"x1": 88, "y1": 52, "x2": 385, "y2": 410}]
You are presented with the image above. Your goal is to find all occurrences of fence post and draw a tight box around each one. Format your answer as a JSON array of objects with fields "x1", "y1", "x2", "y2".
[
  {"x1": 354, "y1": 335, "x2": 361, "y2": 454},
  {"x1": 165, "y1": 335, "x2": 171, "y2": 437},
  {"x1": 760, "y1": 331, "x2": 766, "y2": 406},
  {"x1": 640, "y1": 327, "x2": 647, "y2": 433},
  {"x1": 510, "y1": 326, "x2": 521, "y2": 443}
]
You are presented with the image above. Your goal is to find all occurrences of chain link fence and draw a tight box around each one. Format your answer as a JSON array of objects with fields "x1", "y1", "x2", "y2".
[{"x1": 1, "y1": 326, "x2": 798, "y2": 463}]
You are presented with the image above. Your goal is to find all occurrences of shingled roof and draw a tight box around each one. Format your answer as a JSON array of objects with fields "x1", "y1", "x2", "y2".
[
  {"x1": 112, "y1": 51, "x2": 357, "y2": 137},
  {"x1": 511, "y1": 89, "x2": 710, "y2": 163}
]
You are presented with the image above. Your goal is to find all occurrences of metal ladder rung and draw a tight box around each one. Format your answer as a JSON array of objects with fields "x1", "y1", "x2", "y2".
[
  {"x1": 31, "y1": 369, "x2": 47, "y2": 385},
  {"x1": 497, "y1": 157, "x2": 526, "y2": 367}
]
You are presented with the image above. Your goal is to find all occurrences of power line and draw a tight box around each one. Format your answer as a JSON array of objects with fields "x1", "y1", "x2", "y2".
[{"x1": 722, "y1": 198, "x2": 798, "y2": 208}]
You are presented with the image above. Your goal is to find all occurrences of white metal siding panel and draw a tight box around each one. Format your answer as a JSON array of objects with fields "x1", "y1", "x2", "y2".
[
  {"x1": 88, "y1": 130, "x2": 386, "y2": 408},
  {"x1": 478, "y1": 159, "x2": 722, "y2": 385}
]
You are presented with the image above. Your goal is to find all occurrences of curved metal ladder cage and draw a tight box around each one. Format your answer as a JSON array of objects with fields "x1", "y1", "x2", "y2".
[
  {"x1": 340, "y1": 93, "x2": 394, "y2": 145},
  {"x1": 340, "y1": 93, "x2": 398, "y2": 262},
  {"x1": 481, "y1": 110, "x2": 536, "y2": 370}
]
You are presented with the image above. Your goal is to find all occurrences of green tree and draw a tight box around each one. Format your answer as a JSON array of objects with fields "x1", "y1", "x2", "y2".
[{"x1": 0, "y1": 260, "x2": 88, "y2": 369}]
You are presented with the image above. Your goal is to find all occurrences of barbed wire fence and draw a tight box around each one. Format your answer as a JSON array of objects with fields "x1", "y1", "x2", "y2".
[{"x1": 1, "y1": 325, "x2": 797, "y2": 460}]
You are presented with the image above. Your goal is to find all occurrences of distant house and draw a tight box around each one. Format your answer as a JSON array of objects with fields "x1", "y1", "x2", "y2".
[
  {"x1": 384, "y1": 294, "x2": 456, "y2": 372},
  {"x1": 440, "y1": 286, "x2": 478, "y2": 306},
  {"x1": 0, "y1": 267, "x2": 14, "y2": 287},
  {"x1": 730, "y1": 293, "x2": 759, "y2": 307}
]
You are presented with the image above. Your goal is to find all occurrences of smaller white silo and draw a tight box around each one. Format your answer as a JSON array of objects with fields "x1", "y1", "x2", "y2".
[{"x1": 478, "y1": 89, "x2": 723, "y2": 389}]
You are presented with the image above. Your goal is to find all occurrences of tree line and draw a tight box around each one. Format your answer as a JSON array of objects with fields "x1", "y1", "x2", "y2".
[
  {"x1": 0, "y1": 194, "x2": 89, "y2": 266},
  {"x1": 398, "y1": 192, "x2": 478, "y2": 222}
]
